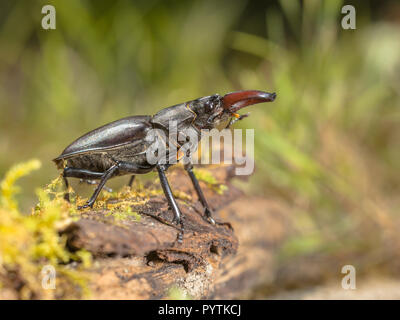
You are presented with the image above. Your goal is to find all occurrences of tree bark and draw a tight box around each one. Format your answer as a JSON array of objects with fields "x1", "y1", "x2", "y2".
[{"x1": 62, "y1": 165, "x2": 290, "y2": 299}]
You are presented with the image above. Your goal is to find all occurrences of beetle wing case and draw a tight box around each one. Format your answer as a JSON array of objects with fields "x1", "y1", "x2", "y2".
[{"x1": 53, "y1": 115, "x2": 152, "y2": 168}]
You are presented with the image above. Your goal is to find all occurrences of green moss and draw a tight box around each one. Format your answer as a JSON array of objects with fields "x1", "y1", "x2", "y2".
[
  {"x1": 0, "y1": 159, "x2": 92, "y2": 299},
  {"x1": 0, "y1": 159, "x2": 41, "y2": 212},
  {"x1": 192, "y1": 168, "x2": 228, "y2": 195},
  {"x1": 106, "y1": 206, "x2": 141, "y2": 222}
]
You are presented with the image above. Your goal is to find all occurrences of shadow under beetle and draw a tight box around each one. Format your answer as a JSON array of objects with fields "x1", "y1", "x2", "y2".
[{"x1": 54, "y1": 90, "x2": 276, "y2": 242}]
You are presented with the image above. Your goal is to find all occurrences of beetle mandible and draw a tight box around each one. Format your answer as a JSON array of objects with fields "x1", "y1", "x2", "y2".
[{"x1": 54, "y1": 90, "x2": 276, "y2": 242}]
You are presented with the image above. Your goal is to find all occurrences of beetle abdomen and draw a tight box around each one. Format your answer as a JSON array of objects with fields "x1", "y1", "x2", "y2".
[
  {"x1": 54, "y1": 137, "x2": 154, "y2": 174},
  {"x1": 63, "y1": 152, "x2": 114, "y2": 173}
]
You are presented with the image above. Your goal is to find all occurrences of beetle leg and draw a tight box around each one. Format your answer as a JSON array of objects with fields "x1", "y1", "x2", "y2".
[
  {"x1": 114, "y1": 161, "x2": 153, "y2": 174},
  {"x1": 63, "y1": 175, "x2": 70, "y2": 202},
  {"x1": 184, "y1": 164, "x2": 233, "y2": 230},
  {"x1": 156, "y1": 164, "x2": 184, "y2": 243},
  {"x1": 63, "y1": 167, "x2": 104, "y2": 203},
  {"x1": 127, "y1": 175, "x2": 135, "y2": 188},
  {"x1": 79, "y1": 179, "x2": 113, "y2": 193},
  {"x1": 184, "y1": 164, "x2": 215, "y2": 225},
  {"x1": 78, "y1": 164, "x2": 119, "y2": 209},
  {"x1": 225, "y1": 112, "x2": 250, "y2": 129},
  {"x1": 64, "y1": 167, "x2": 104, "y2": 179}
]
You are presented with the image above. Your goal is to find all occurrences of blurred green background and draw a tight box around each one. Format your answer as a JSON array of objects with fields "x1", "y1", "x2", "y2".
[{"x1": 1, "y1": 0, "x2": 400, "y2": 295}]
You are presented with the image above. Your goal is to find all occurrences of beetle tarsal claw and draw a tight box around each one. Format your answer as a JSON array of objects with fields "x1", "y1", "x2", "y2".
[
  {"x1": 207, "y1": 216, "x2": 216, "y2": 225},
  {"x1": 216, "y1": 220, "x2": 234, "y2": 230},
  {"x1": 77, "y1": 203, "x2": 90, "y2": 210}
]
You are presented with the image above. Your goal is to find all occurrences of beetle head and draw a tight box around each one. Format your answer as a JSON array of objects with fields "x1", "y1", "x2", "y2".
[{"x1": 189, "y1": 90, "x2": 276, "y2": 130}]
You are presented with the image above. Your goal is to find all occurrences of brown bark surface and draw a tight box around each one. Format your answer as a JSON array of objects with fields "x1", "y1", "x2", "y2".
[{"x1": 62, "y1": 165, "x2": 290, "y2": 299}]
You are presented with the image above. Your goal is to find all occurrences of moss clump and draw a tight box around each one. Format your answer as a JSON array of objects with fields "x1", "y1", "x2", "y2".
[
  {"x1": 173, "y1": 190, "x2": 192, "y2": 202},
  {"x1": 105, "y1": 206, "x2": 141, "y2": 222},
  {"x1": 192, "y1": 168, "x2": 228, "y2": 195},
  {"x1": 0, "y1": 159, "x2": 92, "y2": 299}
]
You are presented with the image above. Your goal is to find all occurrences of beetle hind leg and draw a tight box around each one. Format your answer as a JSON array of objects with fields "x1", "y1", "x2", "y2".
[
  {"x1": 127, "y1": 175, "x2": 135, "y2": 188},
  {"x1": 62, "y1": 167, "x2": 107, "y2": 206},
  {"x1": 79, "y1": 179, "x2": 113, "y2": 193},
  {"x1": 62, "y1": 174, "x2": 70, "y2": 203},
  {"x1": 76, "y1": 164, "x2": 119, "y2": 210},
  {"x1": 75, "y1": 161, "x2": 147, "y2": 210}
]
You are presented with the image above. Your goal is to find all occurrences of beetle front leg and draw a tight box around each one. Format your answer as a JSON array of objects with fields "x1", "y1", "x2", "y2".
[
  {"x1": 156, "y1": 164, "x2": 184, "y2": 243},
  {"x1": 184, "y1": 164, "x2": 215, "y2": 225},
  {"x1": 225, "y1": 112, "x2": 250, "y2": 129},
  {"x1": 184, "y1": 164, "x2": 233, "y2": 230}
]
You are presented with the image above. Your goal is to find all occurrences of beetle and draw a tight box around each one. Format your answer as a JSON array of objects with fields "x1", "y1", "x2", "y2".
[{"x1": 54, "y1": 90, "x2": 276, "y2": 242}]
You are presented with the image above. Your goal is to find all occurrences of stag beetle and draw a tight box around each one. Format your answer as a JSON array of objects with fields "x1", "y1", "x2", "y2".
[{"x1": 54, "y1": 90, "x2": 276, "y2": 242}]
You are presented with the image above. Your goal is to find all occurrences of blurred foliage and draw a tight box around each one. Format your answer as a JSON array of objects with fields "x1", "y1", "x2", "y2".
[
  {"x1": 0, "y1": 159, "x2": 91, "y2": 299},
  {"x1": 193, "y1": 167, "x2": 228, "y2": 195},
  {"x1": 0, "y1": 0, "x2": 400, "y2": 293},
  {"x1": 234, "y1": 1, "x2": 400, "y2": 263}
]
